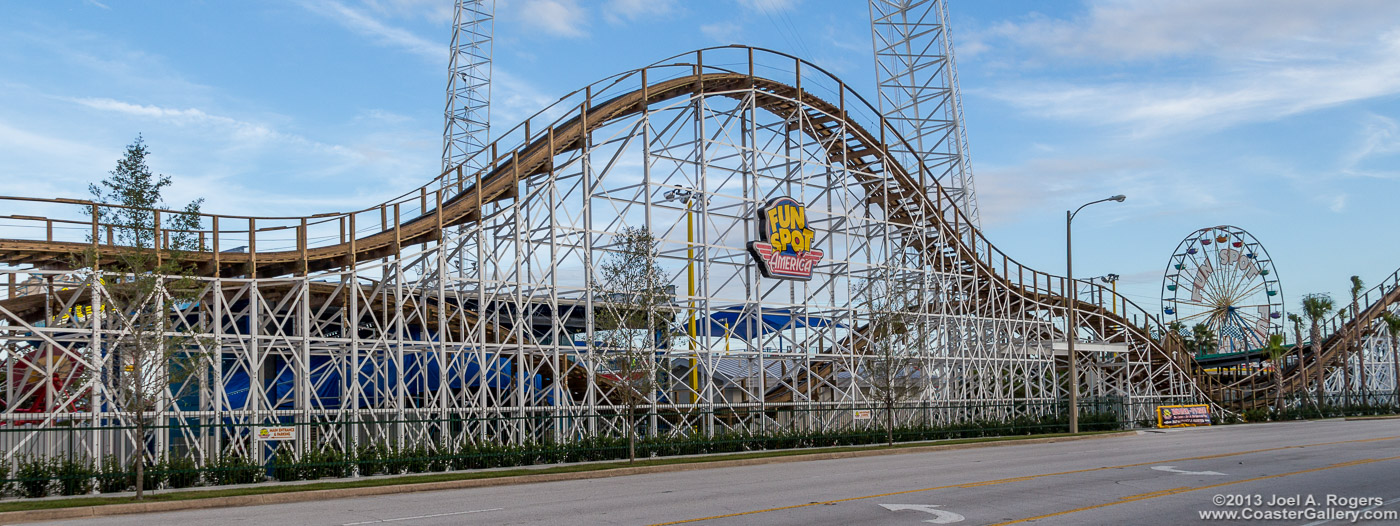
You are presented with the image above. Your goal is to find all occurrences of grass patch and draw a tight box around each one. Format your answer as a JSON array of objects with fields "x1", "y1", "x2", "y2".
[{"x1": 0, "y1": 430, "x2": 1124, "y2": 514}]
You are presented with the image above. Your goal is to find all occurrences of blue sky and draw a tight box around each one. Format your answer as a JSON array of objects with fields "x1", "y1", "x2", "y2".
[{"x1": 1, "y1": 0, "x2": 1397, "y2": 321}]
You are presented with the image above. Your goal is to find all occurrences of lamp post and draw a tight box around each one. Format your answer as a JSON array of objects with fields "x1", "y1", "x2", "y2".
[
  {"x1": 1103, "y1": 273, "x2": 1119, "y2": 315},
  {"x1": 1087, "y1": 273, "x2": 1121, "y2": 315},
  {"x1": 662, "y1": 187, "x2": 702, "y2": 405},
  {"x1": 1066, "y1": 195, "x2": 1126, "y2": 434}
]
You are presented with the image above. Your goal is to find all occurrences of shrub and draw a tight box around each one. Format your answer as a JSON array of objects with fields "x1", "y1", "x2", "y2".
[
  {"x1": 401, "y1": 445, "x2": 430, "y2": 474},
  {"x1": 314, "y1": 448, "x2": 353, "y2": 479},
  {"x1": 97, "y1": 455, "x2": 130, "y2": 493},
  {"x1": 166, "y1": 455, "x2": 200, "y2": 488},
  {"x1": 271, "y1": 447, "x2": 313, "y2": 482},
  {"x1": 0, "y1": 458, "x2": 10, "y2": 496},
  {"x1": 16, "y1": 457, "x2": 52, "y2": 498},
  {"x1": 55, "y1": 458, "x2": 96, "y2": 496},
  {"x1": 1242, "y1": 408, "x2": 1270, "y2": 423},
  {"x1": 356, "y1": 442, "x2": 392, "y2": 476},
  {"x1": 209, "y1": 455, "x2": 262, "y2": 486},
  {"x1": 128, "y1": 458, "x2": 169, "y2": 491}
]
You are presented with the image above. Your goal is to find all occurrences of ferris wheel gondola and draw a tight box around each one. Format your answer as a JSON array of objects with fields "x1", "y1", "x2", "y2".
[{"x1": 1161, "y1": 225, "x2": 1284, "y2": 355}]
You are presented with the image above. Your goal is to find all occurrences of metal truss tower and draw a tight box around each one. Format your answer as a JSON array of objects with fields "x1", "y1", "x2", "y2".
[
  {"x1": 869, "y1": 0, "x2": 980, "y2": 230},
  {"x1": 443, "y1": 0, "x2": 494, "y2": 176}
]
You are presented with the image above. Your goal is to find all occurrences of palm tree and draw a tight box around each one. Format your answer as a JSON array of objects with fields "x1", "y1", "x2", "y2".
[
  {"x1": 1380, "y1": 311, "x2": 1400, "y2": 407},
  {"x1": 1349, "y1": 276, "x2": 1366, "y2": 406},
  {"x1": 1288, "y1": 313, "x2": 1305, "y2": 405},
  {"x1": 1263, "y1": 333, "x2": 1289, "y2": 412},
  {"x1": 1191, "y1": 323, "x2": 1217, "y2": 355},
  {"x1": 1302, "y1": 294, "x2": 1336, "y2": 408}
]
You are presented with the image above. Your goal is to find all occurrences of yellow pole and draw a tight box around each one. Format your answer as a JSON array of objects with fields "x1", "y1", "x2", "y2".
[
  {"x1": 1111, "y1": 280, "x2": 1117, "y2": 316},
  {"x1": 687, "y1": 200, "x2": 699, "y2": 405},
  {"x1": 724, "y1": 320, "x2": 730, "y2": 354}
]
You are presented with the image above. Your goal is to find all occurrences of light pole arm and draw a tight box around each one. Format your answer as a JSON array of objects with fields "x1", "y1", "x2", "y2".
[{"x1": 1070, "y1": 195, "x2": 1125, "y2": 223}]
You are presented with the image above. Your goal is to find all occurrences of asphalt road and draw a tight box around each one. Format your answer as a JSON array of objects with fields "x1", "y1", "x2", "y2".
[{"x1": 40, "y1": 419, "x2": 1400, "y2": 525}]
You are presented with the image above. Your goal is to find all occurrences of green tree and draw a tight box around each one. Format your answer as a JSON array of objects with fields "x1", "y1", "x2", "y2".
[
  {"x1": 1166, "y1": 321, "x2": 1193, "y2": 354},
  {"x1": 85, "y1": 135, "x2": 210, "y2": 499},
  {"x1": 590, "y1": 227, "x2": 673, "y2": 462},
  {"x1": 1380, "y1": 311, "x2": 1400, "y2": 407},
  {"x1": 87, "y1": 135, "x2": 204, "y2": 251},
  {"x1": 1262, "y1": 333, "x2": 1289, "y2": 412},
  {"x1": 1348, "y1": 276, "x2": 1365, "y2": 406},
  {"x1": 1190, "y1": 323, "x2": 1217, "y2": 355},
  {"x1": 1301, "y1": 294, "x2": 1336, "y2": 408},
  {"x1": 1288, "y1": 313, "x2": 1306, "y2": 405}
]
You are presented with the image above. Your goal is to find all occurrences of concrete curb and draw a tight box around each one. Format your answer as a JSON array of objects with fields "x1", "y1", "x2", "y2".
[
  {"x1": 1344, "y1": 414, "x2": 1400, "y2": 421},
  {"x1": 0, "y1": 431, "x2": 1133, "y2": 524}
]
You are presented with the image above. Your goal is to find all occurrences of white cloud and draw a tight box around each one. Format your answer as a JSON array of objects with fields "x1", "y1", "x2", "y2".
[
  {"x1": 0, "y1": 120, "x2": 111, "y2": 191},
  {"x1": 71, "y1": 98, "x2": 281, "y2": 143},
  {"x1": 359, "y1": 0, "x2": 454, "y2": 23},
  {"x1": 1340, "y1": 114, "x2": 1400, "y2": 179},
  {"x1": 1328, "y1": 194, "x2": 1348, "y2": 213},
  {"x1": 981, "y1": 0, "x2": 1400, "y2": 62},
  {"x1": 736, "y1": 0, "x2": 798, "y2": 12},
  {"x1": 604, "y1": 0, "x2": 678, "y2": 24},
  {"x1": 515, "y1": 0, "x2": 588, "y2": 38},
  {"x1": 700, "y1": 21, "x2": 743, "y2": 44},
  {"x1": 489, "y1": 69, "x2": 562, "y2": 131},
  {"x1": 968, "y1": 2, "x2": 1400, "y2": 136},
  {"x1": 355, "y1": 108, "x2": 414, "y2": 125},
  {"x1": 973, "y1": 156, "x2": 1158, "y2": 226},
  {"x1": 298, "y1": 0, "x2": 443, "y2": 61},
  {"x1": 987, "y1": 30, "x2": 1400, "y2": 135}
]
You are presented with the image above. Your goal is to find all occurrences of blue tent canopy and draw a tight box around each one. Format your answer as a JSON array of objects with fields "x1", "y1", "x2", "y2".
[{"x1": 701, "y1": 305, "x2": 843, "y2": 341}]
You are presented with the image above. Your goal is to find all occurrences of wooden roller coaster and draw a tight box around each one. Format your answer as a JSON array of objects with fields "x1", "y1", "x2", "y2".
[{"x1": 7, "y1": 46, "x2": 1375, "y2": 418}]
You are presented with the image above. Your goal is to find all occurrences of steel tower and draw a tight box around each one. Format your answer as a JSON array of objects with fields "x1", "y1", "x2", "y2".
[
  {"x1": 443, "y1": 0, "x2": 494, "y2": 176},
  {"x1": 869, "y1": 0, "x2": 980, "y2": 231}
]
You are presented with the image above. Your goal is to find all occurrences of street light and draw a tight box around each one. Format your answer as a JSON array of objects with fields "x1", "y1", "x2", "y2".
[
  {"x1": 661, "y1": 187, "x2": 702, "y2": 404},
  {"x1": 1102, "y1": 273, "x2": 1120, "y2": 315},
  {"x1": 1066, "y1": 194, "x2": 1125, "y2": 434},
  {"x1": 1086, "y1": 273, "x2": 1121, "y2": 315}
]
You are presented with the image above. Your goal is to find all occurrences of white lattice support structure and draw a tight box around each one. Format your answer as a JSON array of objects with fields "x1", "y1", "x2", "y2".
[
  {"x1": 443, "y1": 0, "x2": 494, "y2": 176},
  {"x1": 1326, "y1": 331, "x2": 1400, "y2": 403},
  {"x1": 869, "y1": 0, "x2": 980, "y2": 232},
  {"x1": 0, "y1": 48, "x2": 1206, "y2": 472},
  {"x1": 1322, "y1": 273, "x2": 1400, "y2": 405}
]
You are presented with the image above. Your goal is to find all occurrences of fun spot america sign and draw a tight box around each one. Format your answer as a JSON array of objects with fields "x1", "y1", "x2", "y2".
[{"x1": 748, "y1": 196, "x2": 824, "y2": 280}]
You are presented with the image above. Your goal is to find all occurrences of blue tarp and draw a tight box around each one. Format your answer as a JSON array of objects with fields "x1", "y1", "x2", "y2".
[
  {"x1": 216, "y1": 352, "x2": 527, "y2": 410},
  {"x1": 702, "y1": 305, "x2": 843, "y2": 341}
]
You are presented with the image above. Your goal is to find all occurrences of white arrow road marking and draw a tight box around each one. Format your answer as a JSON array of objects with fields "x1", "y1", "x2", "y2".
[
  {"x1": 342, "y1": 507, "x2": 504, "y2": 525},
  {"x1": 879, "y1": 503, "x2": 966, "y2": 524},
  {"x1": 1152, "y1": 465, "x2": 1226, "y2": 476}
]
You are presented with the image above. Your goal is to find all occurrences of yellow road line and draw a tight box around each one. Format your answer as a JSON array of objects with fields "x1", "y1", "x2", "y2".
[
  {"x1": 988, "y1": 455, "x2": 1400, "y2": 525},
  {"x1": 648, "y1": 434, "x2": 1400, "y2": 526}
]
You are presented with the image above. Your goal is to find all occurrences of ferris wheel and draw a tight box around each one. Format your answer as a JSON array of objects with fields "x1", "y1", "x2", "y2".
[{"x1": 1161, "y1": 225, "x2": 1284, "y2": 354}]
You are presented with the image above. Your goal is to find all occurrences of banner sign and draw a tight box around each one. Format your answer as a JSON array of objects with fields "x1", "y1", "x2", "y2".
[
  {"x1": 748, "y1": 196, "x2": 824, "y2": 280},
  {"x1": 1156, "y1": 404, "x2": 1211, "y2": 428},
  {"x1": 255, "y1": 426, "x2": 296, "y2": 441},
  {"x1": 852, "y1": 409, "x2": 872, "y2": 421}
]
